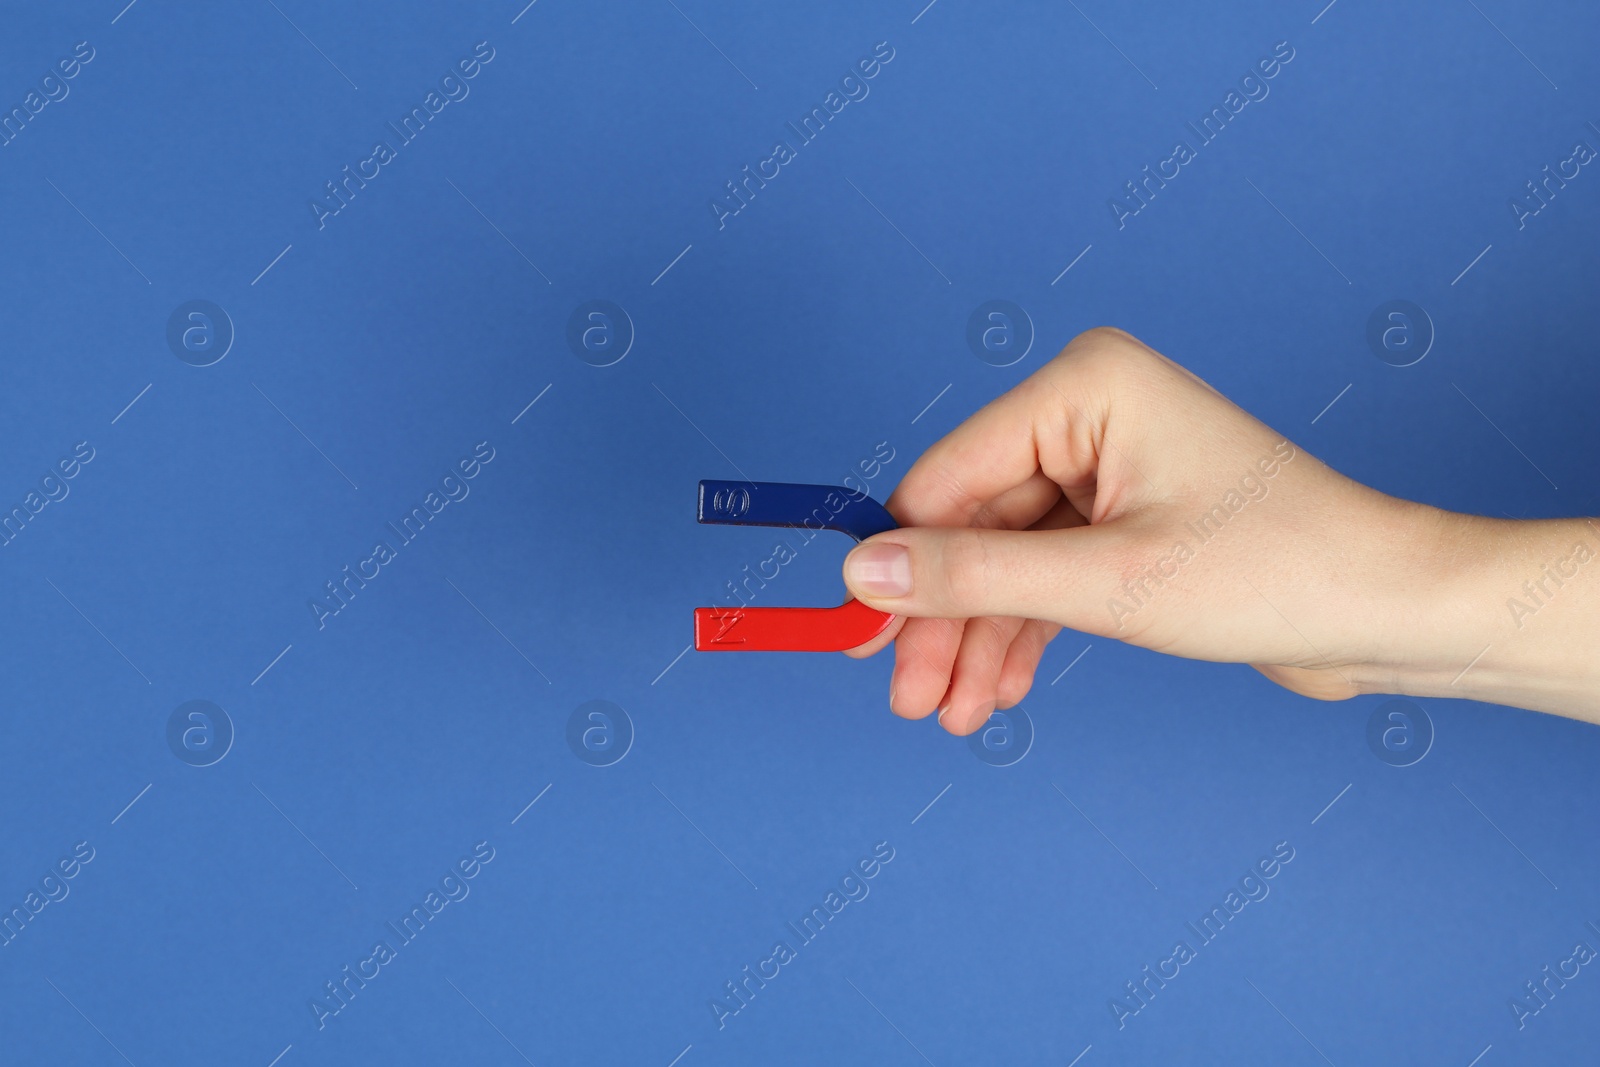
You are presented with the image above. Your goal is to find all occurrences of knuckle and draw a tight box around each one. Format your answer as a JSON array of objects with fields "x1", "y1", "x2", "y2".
[
  {"x1": 967, "y1": 615, "x2": 1014, "y2": 661},
  {"x1": 1074, "y1": 324, "x2": 1138, "y2": 348},
  {"x1": 1052, "y1": 326, "x2": 1160, "y2": 387},
  {"x1": 938, "y1": 529, "x2": 994, "y2": 611},
  {"x1": 997, "y1": 669, "x2": 1033, "y2": 708},
  {"x1": 1056, "y1": 325, "x2": 1138, "y2": 364},
  {"x1": 1081, "y1": 526, "x2": 1173, "y2": 637}
]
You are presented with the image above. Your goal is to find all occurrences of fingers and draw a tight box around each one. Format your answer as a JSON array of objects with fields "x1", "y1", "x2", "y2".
[
  {"x1": 842, "y1": 523, "x2": 1124, "y2": 630},
  {"x1": 846, "y1": 460, "x2": 1089, "y2": 734},
  {"x1": 886, "y1": 327, "x2": 1136, "y2": 530},
  {"x1": 885, "y1": 392, "x2": 1048, "y2": 527},
  {"x1": 844, "y1": 327, "x2": 1167, "y2": 733},
  {"x1": 887, "y1": 616, "x2": 1058, "y2": 735},
  {"x1": 844, "y1": 476, "x2": 1062, "y2": 661},
  {"x1": 998, "y1": 619, "x2": 1060, "y2": 707},
  {"x1": 889, "y1": 617, "x2": 962, "y2": 719},
  {"x1": 939, "y1": 615, "x2": 1028, "y2": 735},
  {"x1": 843, "y1": 326, "x2": 1360, "y2": 736}
]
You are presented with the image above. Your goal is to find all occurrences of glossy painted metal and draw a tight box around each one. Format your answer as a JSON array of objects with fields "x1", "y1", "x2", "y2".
[{"x1": 693, "y1": 480, "x2": 898, "y2": 651}]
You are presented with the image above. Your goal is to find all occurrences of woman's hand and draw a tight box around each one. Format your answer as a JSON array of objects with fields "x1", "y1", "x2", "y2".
[{"x1": 841, "y1": 327, "x2": 1600, "y2": 734}]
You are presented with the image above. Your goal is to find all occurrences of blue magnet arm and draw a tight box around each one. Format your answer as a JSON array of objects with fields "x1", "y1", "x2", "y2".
[{"x1": 697, "y1": 481, "x2": 897, "y2": 542}]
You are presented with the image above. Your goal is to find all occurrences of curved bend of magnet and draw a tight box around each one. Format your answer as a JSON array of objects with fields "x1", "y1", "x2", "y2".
[{"x1": 693, "y1": 480, "x2": 898, "y2": 652}]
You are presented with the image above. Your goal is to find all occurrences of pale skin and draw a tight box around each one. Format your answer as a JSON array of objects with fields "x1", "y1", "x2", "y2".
[{"x1": 841, "y1": 327, "x2": 1600, "y2": 735}]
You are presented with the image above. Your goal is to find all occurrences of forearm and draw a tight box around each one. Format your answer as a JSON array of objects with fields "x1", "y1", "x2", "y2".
[{"x1": 1364, "y1": 509, "x2": 1600, "y2": 719}]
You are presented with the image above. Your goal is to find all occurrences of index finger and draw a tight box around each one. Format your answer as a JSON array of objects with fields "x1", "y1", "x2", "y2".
[{"x1": 889, "y1": 345, "x2": 1108, "y2": 530}]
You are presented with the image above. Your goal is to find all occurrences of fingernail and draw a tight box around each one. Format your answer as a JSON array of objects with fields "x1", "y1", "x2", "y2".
[{"x1": 846, "y1": 543, "x2": 912, "y2": 597}]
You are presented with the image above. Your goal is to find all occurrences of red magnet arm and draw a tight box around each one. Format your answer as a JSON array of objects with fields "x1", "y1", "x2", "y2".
[{"x1": 694, "y1": 599, "x2": 896, "y2": 652}]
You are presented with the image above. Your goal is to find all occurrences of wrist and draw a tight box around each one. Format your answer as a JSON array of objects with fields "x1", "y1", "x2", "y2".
[{"x1": 1354, "y1": 507, "x2": 1600, "y2": 719}]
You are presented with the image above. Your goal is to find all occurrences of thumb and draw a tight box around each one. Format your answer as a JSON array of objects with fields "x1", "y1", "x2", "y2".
[{"x1": 842, "y1": 526, "x2": 1112, "y2": 622}]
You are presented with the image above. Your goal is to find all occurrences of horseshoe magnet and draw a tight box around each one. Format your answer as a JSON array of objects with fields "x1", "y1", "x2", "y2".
[{"x1": 693, "y1": 480, "x2": 898, "y2": 652}]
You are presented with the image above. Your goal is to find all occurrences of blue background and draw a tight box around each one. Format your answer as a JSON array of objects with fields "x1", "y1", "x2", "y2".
[{"x1": 1, "y1": 1, "x2": 1597, "y2": 1064}]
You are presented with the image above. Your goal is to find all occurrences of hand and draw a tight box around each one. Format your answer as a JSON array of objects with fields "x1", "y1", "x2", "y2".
[{"x1": 841, "y1": 327, "x2": 1600, "y2": 733}]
